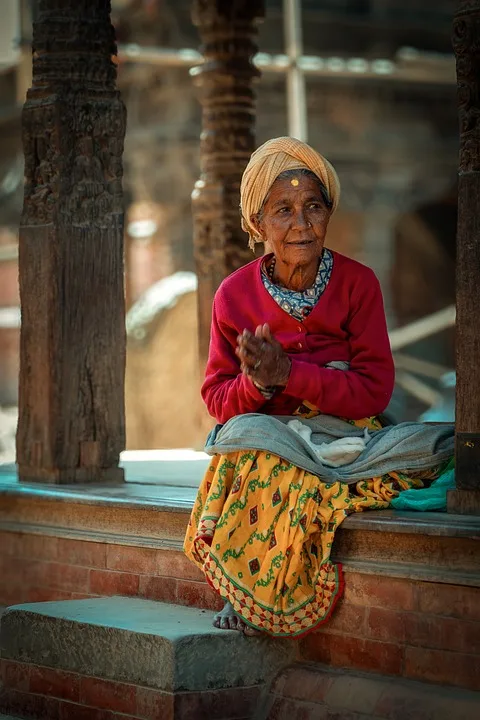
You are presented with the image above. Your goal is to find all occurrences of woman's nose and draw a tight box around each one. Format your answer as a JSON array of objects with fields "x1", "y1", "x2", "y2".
[{"x1": 291, "y1": 209, "x2": 310, "y2": 229}]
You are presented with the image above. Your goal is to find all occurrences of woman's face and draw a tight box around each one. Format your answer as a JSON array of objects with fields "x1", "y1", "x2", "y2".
[{"x1": 253, "y1": 174, "x2": 331, "y2": 267}]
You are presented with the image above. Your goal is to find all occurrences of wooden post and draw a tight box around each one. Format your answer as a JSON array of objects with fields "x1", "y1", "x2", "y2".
[
  {"x1": 16, "y1": 0, "x2": 126, "y2": 484},
  {"x1": 191, "y1": 0, "x2": 265, "y2": 367},
  {"x1": 448, "y1": 0, "x2": 480, "y2": 513}
]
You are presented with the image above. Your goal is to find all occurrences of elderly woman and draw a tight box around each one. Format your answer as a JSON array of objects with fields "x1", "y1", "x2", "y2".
[{"x1": 184, "y1": 137, "x2": 453, "y2": 637}]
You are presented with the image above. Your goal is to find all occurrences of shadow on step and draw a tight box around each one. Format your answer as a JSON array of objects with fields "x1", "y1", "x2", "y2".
[{"x1": 255, "y1": 662, "x2": 480, "y2": 720}]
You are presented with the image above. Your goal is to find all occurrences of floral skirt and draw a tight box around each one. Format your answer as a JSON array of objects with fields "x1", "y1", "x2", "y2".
[{"x1": 184, "y1": 416, "x2": 438, "y2": 637}]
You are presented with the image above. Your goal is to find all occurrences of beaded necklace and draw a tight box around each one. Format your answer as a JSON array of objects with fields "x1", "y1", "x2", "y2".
[
  {"x1": 267, "y1": 256, "x2": 276, "y2": 282},
  {"x1": 266, "y1": 256, "x2": 319, "y2": 289}
]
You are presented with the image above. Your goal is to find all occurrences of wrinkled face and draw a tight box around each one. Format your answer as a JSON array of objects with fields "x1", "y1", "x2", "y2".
[{"x1": 252, "y1": 175, "x2": 331, "y2": 267}]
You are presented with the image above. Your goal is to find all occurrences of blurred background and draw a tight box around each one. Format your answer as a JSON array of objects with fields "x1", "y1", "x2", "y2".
[{"x1": 0, "y1": 0, "x2": 458, "y2": 460}]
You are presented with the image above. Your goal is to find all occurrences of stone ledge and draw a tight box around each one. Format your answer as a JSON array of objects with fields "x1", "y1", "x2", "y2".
[
  {"x1": 0, "y1": 597, "x2": 298, "y2": 693},
  {"x1": 343, "y1": 509, "x2": 480, "y2": 538},
  {"x1": 2, "y1": 471, "x2": 480, "y2": 537},
  {"x1": 2, "y1": 506, "x2": 479, "y2": 589},
  {"x1": 3, "y1": 483, "x2": 480, "y2": 542}
]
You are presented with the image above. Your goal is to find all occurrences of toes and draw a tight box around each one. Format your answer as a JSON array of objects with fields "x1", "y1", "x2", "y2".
[
  {"x1": 212, "y1": 617, "x2": 221, "y2": 628},
  {"x1": 244, "y1": 625, "x2": 262, "y2": 636},
  {"x1": 228, "y1": 614, "x2": 238, "y2": 630},
  {"x1": 220, "y1": 617, "x2": 230, "y2": 630}
]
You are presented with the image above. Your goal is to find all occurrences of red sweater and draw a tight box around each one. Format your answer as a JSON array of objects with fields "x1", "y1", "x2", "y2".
[{"x1": 202, "y1": 251, "x2": 395, "y2": 424}]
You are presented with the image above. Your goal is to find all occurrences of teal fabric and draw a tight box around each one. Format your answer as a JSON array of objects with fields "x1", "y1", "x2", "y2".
[{"x1": 391, "y1": 459, "x2": 455, "y2": 512}]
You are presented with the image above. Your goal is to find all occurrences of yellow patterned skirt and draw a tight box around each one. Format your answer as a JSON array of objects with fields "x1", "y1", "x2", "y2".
[{"x1": 184, "y1": 416, "x2": 438, "y2": 637}]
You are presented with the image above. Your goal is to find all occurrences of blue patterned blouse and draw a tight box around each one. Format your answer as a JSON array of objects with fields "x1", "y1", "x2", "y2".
[{"x1": 261, "y1": 248, "x2": 334, "y2": 321}]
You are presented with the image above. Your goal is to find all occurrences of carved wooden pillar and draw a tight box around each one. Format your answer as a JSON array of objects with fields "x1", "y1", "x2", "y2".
[
  {"x1": 448, "y1": 0, "x2": 480, "y2": 513},
  {"x1": 191, "y1": 0, "x2": 265, "y2": 366},
  {"x1": 16, "y1": 0, "x2": 126, "y2": 483}
]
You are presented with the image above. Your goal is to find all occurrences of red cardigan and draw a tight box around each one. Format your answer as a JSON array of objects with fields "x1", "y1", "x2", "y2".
[{"x1": 202, "y1": 251, "x2": 395, "y2": 424}]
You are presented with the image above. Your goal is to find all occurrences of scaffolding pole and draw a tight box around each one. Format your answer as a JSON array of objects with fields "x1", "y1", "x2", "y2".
[{"x1": 283, "y1": 0, "x2": 307, "y2": 141}]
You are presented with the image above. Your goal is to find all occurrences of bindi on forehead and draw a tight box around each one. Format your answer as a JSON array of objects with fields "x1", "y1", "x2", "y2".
[{"x1": 271, "y1": 175, "x2": 321, "y2": 193}]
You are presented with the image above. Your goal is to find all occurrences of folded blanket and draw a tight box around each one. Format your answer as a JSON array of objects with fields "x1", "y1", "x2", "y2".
[{"x1": 205, "y1": 413, "x2": 454, "y2": 484}]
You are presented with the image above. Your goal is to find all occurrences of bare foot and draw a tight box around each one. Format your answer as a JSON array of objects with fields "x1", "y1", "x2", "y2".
[{"x1": 213, "y1": 601, "x2": 261, "y2": 635}]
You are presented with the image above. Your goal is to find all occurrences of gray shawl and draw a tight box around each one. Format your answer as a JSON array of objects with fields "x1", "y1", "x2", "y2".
[{"x1": 205, "y1": 413, "x2": 454, "y2": 484}]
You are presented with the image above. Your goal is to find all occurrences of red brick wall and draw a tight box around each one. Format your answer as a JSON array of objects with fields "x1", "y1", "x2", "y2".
[
  {"x1": 0, "y1": 530, "x2": 222, "y2": 612},
  {"x1": 1, "y1": 530, "x2": 479, "y2": 692},
  {"x1": 0, "y1": 659, "x2": 261, "y2": 720},
  {"x1": 301, "y1": 571, "x2": 480, "y2": 692}
]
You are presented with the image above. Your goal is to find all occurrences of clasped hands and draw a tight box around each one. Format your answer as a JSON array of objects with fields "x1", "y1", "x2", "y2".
[{"x1": 235, "y1": 323, "x2": 291, "y2": 389}]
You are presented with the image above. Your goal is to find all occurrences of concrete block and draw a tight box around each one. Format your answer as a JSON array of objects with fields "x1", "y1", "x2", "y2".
[{"x1": 0, "y1": 597, "x2": 298, "y2": 693}]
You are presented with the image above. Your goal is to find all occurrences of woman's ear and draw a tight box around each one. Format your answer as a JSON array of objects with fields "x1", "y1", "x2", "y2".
[{"x1": 250, "y1": 213, "x2": 263, "y2": 239}]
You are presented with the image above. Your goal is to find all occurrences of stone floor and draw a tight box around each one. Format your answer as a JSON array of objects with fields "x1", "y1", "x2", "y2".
[{"x1": 0, "y1": 449, "x2": 208, "y2": 509}]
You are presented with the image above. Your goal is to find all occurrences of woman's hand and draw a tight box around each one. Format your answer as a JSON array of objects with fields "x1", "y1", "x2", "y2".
[{"x1": 235, "y1": 324, "x2": 291, "y2": 387}]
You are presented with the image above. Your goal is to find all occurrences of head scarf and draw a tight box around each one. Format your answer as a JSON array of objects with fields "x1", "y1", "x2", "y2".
[{"x1": 240, "y1": 136, "x2": 341, "y2": 249}]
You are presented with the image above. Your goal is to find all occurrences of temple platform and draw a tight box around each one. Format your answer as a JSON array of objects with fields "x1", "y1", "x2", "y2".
[{"x1": 1, "y1": 452, "x2": 479, "y2": 712}]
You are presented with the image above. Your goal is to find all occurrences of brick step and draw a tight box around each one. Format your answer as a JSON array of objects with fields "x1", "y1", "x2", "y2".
[
  {"x1": 1, "y1": 481, "x2": 480, "y2": 696},
  {"x1": 2, "y1": 596, "x2": 480, "y2": 720},
  {"x1": 1, "y1": 485, "x2": 479, "y2": 613},
  {"x1": 258, "y1": 663, "x2": 480, "y2": 720},
  {"x1": 0, "y1": 596, "x2": 297, "y2": 720}
]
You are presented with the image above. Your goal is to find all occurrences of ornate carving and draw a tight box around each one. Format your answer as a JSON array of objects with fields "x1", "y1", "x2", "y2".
[
  {"x1": 191, "y1": 0, "x2": 265, "y2": 364},
  {"x1": 22, "y1": 1, "x2": 125, "y2": 228},
  {"x1": 17, "y1": 0, "x2": 126, "y2": 483}
]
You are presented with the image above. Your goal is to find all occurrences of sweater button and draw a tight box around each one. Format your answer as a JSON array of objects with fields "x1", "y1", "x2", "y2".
[
  {"x1": 298, "y1": 342, "x2": 303, "y2": 349},
  {"x1": 297, "y1": 326, "x2": 303, "y2": 332}
]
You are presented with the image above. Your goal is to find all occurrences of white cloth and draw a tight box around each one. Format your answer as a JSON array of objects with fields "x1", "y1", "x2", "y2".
[{"x1": 287, "y1": 419, "x2": 370, "y2": 467}]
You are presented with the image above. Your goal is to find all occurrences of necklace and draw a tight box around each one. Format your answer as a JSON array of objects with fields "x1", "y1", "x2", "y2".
[
  {"x1": 267, "y1": 256, "x2": 319, "y2": 290},
  {"x1": 267, "y1": 257, "x2": 276, "y2": 282}
]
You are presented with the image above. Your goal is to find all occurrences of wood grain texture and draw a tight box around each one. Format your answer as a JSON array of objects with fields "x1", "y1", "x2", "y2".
[
  {"x1": 191, "y1": 0, "x2": 265, "y2": 365},
  {"x1": 16, "y1": 0, "x2": 126, "y2": 483},
  {"x1": 453, "y1": 0, "x2": 480, "y2": 503}
]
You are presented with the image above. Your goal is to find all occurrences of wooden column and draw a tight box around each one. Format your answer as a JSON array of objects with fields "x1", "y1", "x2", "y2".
[
  {"x1": 191, "y1": 0, "x2": 265, "y2": 366},
  {"x1": 16, "y1": 0, "x2": 126, "y2": 484},
  {"x1": 448, "y1": 0, "x2": 480, "y2": 513}
]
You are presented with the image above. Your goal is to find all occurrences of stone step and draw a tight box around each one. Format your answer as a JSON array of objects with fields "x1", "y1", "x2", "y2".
[
  {"x1": 0, "y1": 596, "x2": 297, "y2": 720},
  {"x1": 258, "y1": 663, "x2": 480, "y2": 720}
]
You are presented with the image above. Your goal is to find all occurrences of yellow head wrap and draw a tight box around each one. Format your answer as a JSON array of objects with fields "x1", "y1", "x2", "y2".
[{"x1": 240, "y1": 136, "x2": 341, "y2": 249}]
